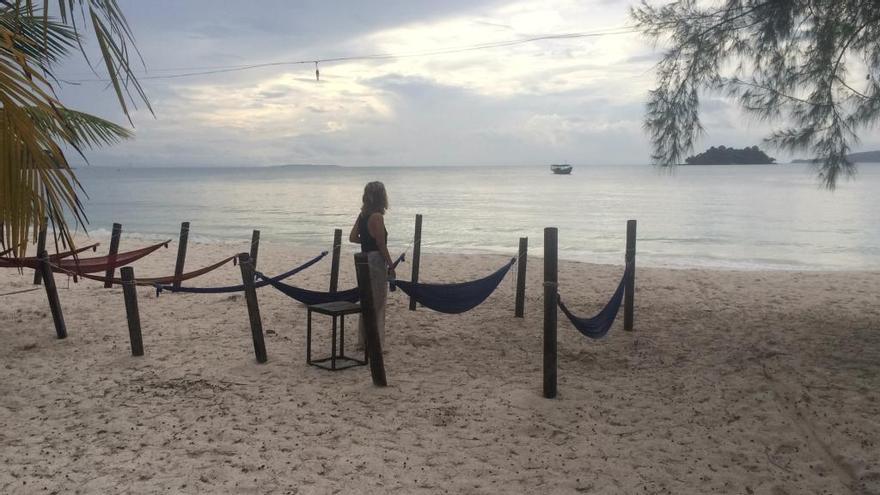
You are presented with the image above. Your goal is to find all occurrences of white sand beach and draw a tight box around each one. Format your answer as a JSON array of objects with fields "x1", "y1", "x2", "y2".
[{"x1": 1, "y1": 238, "x2": 878, "y2": 494}]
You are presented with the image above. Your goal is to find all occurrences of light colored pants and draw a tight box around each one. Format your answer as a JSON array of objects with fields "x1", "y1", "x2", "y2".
[{"x1": 357, "y1": 251, "x2": 387, "y2": 349}]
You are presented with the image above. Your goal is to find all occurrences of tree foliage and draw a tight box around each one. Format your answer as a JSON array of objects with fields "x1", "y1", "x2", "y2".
[
  {"x1": 631, "y1": 0, "x2": 880, "y2": 188},
  {"x1": 0, "y1": 1, "x2": 147, "y2": 258},
  {"x1": 685, "y1": 145, "x2": 776, "y2": 164}
]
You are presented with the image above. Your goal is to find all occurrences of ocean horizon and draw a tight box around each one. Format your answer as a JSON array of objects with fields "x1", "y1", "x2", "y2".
[{"x1": 66, "y1": 163, "x2": 880, "y2": 271}]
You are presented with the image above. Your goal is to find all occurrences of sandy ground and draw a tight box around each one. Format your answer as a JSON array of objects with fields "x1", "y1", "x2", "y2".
[{"x1": 1, "y1": 236, "x2": 879, "y2": 494}]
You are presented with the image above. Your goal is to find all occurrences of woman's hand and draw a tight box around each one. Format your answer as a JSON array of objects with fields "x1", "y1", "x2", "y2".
[{"x1": 387, "y1": 267, "x2": 396, "y2": 280}]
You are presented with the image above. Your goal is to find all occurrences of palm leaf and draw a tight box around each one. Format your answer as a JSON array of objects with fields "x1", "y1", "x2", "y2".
[
  {"x1": 27, "y1": 106, "x2": 132, "y2": 147},
  {"x1": 0, "y1": 3, "x2": 142, "y2": 259},
  {"x1": 0, "y1": 4, "x2": 76, "y2": 66}
]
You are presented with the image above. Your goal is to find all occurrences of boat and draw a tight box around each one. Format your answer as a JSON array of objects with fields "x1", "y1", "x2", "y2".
[{"x1": 551, "y1": 163, "x2": 572, "y2": 175}]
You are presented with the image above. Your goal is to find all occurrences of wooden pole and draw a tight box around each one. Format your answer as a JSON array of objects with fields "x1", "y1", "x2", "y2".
[
  {"x1": 515, "y1": 237, "x2": 528, "y2": 318},
  {"x1": 329, "y1": 228, "x2": 342, "y2": 293},
  {"x1": 172, "y1": 222, "x2": 190, "y2": 290},
  {"x1": 354, "y1": 252, "x2": 387, "y2": 386},
  {"x1": 104, "y1": 223, "x2": 122, "y2": 288},
  {"x1": 624, "y1": 219, "x2": 637, "y2": 331},
  {"x1": 408, "y1": 214, "x2": 422, "y2": 311},
  {"x1": 38, "y1": 250, "x2": 67, "y2": 339},
  {"x1": 120, "y1": 267, "x2": 144, "y2": 356},
  {"x1": 238, "y1": 252, "x2": 267, "y2": 363},
  {"x1": 249, "y1": 229, "x2": 261, "y2": 271},
  {"x1": 33, "y1": 218, "x2": 47, "y2": 285},
  {"x1": 543, "y1": 227, "x2": 558, "y2": 399}
]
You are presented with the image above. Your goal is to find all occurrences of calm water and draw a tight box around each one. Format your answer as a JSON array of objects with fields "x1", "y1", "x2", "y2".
[{"x1": 70, "y1": 164, "x2": 880, "y2": 270}]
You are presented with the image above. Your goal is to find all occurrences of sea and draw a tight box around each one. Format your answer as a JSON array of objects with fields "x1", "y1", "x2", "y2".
[{"x1": 69, "y1": 163, "x2": 880, "y2": 271}]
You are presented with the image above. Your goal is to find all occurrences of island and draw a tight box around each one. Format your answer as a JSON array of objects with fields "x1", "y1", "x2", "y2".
[
  {"x1": 791, "y1": 150, "x2": 880, "y2": 164},
  {"x1": 685, "y1": 146, "x2": 776, "y2": 165}
]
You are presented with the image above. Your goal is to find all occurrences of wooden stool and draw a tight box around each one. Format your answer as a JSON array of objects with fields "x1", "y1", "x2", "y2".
[{"x1": 306, "y1": 301, "x2": 366, "y2": 370}]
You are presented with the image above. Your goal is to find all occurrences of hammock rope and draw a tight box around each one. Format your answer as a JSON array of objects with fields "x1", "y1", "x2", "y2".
[
  {"x1": 557, "y1": 263, "x2": 632, "y2": 339},
  {"x1": 391, "y1": 257, "x2": 516, "y2": 314},
  {"x1": 0, "y1": 287, "x2": 41, "y2": 297},
  {"x1": 0, "y1": 240, "x2": 28, "y2": 258},
  {"x1": 156, "y1": 251, "x2": 328, "y2": 295}
]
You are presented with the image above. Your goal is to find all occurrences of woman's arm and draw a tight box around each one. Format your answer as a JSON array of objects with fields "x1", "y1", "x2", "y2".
[
  {"x1": 367, "y1": 213, "x2": 395, "y2": 276},
  {"x1": 349, "y1": 215, "x2": 361, "y2": 244}
]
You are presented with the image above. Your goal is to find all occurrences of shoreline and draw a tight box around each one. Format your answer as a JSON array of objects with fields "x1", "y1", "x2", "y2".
[{"x1": 27, "y1": 230, "x2": 880, "y2": 273}]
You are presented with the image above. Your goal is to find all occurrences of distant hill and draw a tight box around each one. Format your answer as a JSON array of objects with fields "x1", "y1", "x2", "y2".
[
  {"x1": 791, "y1": 150, "x2": 880, "y2": 163},
  {"x1": 685, "y1": 146, "x2": 776, "y2": 165},
  {"x1": 274, "y1": 163, "x2": 340, "y2": 169}
]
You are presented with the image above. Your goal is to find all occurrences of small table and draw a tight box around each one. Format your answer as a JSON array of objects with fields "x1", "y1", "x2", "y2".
[{"x1": 306, "y1": 301, "x2": 366, "y2": 371}]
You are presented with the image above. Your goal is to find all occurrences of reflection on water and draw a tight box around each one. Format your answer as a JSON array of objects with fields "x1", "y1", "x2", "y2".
[{"x1": 71, "y1": 164, "x2": 880, "y2": 270}]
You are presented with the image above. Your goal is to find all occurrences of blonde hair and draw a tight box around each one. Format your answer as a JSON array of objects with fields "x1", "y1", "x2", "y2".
[{"x1": 361, "y1": 181, "x2": 388, "y2": 215}]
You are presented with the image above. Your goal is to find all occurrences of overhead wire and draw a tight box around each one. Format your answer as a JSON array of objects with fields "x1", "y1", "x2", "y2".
[{"x1": 59, "y1": 26, "x2": 640, "y2": 83}]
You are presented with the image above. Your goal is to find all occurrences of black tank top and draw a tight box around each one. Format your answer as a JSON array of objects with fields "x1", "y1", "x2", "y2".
[{"x1": 358, "y1": 213, "x2": 387, "y2": 253}]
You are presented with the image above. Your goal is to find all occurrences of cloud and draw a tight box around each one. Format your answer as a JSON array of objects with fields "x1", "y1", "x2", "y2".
[{"x1": 55, "y1": 0, "x2": 788, "y2": 167}]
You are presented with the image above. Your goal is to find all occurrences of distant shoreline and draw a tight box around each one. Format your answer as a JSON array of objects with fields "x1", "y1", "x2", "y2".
[
  {"x1": 680, "y1": 162, "x2": 778, "y2": 166},
  {"x1": 70, "y1": 163, "x2": 652, "y2": 169},
  {"x1": 791, "y1": 150, "x2": 880, "y2": 163}
]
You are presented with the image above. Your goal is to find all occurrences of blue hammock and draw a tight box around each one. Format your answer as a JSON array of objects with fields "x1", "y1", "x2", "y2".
[
  {"x1": 557, "y1": 263, "x2": 632, "y2": 339},
  {"x1": 255, "y1": 273, "x2": 361, "y2": 305},
  {"x1": 253, "y1": 251, "x2": 407, "y2": 305},
  {"x1": 155, "y1": 251, "x2": 328, "y2": 296},
  {"x1": 392, "y1": 257, "x2": 516, "y2": 314}
]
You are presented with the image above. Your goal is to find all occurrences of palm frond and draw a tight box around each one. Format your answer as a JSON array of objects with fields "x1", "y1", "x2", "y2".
[
  {"x1": 62, "y1": 0, "x2": 153, "y2": 121},
  {"x1": 0, "y1": 3, "x2": 77, "y2": 67},
  {"x1": 28, "y1": 106, "x2": 132, "y2": 147},
  {"x1": 0, "y1": 3, "x2": 141, "y2": 258}
]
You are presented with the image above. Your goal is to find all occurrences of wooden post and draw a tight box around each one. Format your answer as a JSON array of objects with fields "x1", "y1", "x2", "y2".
[
  {"x1": 515, "y1": 237, "x2": 528, "y2": 318},
  {"x1": 354, "y1": 252, "x2": 387, "y2": 387},
  {"x1": 33, "y1": 218, "x2": 47, "y2": 285},
  {"x1": 120, "y1": 267, "x2": 144, "y2": 356},
  {"x1": 329, "y1": 228, "x2": 342, "y2": 293},
  {"x1": 249, "y1": 229, "x2": 261, "y2": 271},
  {"x1": 543, "y1": 228, "x2": 558, "y2": 399},
  {"x1": 624, "y1": 219, "x2": 637, "y2": 331},
  {"x1": 38, "y1": 250, "x2": 67, "y2": 339},
  {"x1": 238, "y1": 252, "x2": 267, "y2": 363},
  {"x1": 408, "y1": 214, "x2": 422, "y2": 311},
  {"x1": 104, "y1": 223, "x2": 122, "y2": 288},
  {"x1": 172, "y1": 222, "x2": 189, "y2": 290}
]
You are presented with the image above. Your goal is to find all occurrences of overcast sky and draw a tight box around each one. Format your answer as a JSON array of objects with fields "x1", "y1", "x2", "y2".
[{"x1": 55, "y1": 0, "x2": 878, "y2": 167}]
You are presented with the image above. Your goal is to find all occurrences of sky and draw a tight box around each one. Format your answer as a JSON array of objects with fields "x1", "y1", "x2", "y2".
[{"x1": 54, "y1": 0, "x2": 878, "y2": 168}]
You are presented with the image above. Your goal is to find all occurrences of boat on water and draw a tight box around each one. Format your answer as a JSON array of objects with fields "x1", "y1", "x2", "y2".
[{"x1": 550, "y1": 163, "x2": 572, "y2": 175}]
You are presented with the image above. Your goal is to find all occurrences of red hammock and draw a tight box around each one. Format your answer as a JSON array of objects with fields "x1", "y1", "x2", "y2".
[
  {"x1": 2, "y1": 240, "x2": 170, "y2": 273},
  {"x1": 47, "y1": 242, "x2": 101, "y2": 260},
  {"x1": 77, "y1": 254, "x2": 237, "y2": 286},
  {"x1": 0, "y1": 242, "x2": 101, "y2": 268}
]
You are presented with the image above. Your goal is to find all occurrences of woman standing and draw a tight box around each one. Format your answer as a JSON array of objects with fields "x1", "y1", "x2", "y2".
[{"x1": 349, "y1": 181, "x2": 395, "y2": 348}]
